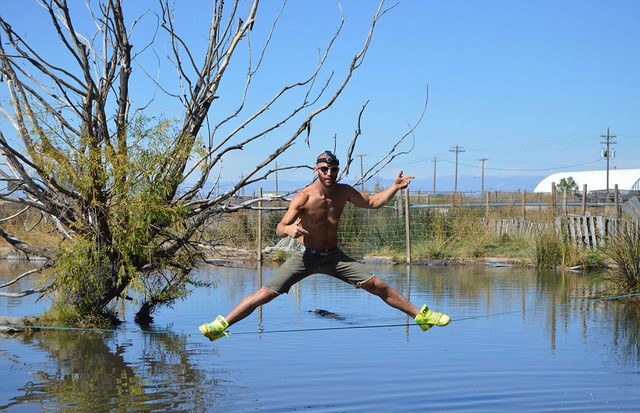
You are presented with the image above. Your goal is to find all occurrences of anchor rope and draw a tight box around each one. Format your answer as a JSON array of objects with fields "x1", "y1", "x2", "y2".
[{"x1": 1, "y1": 292, "x2": 638, "y2": 336}]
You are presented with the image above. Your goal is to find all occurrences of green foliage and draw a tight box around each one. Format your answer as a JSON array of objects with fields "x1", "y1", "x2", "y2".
[
  {"x1": 557, "y1": 177, "x2": 578, "y2": 193},
  {"x1": 575, "y1": 250, "x2": 606, "y2": 271},
  {"x1": 604, "y1": 227, "x2": 640, "y2": 292},
  {"x1": 39, "y1": 300, "x2": 118, "y2": 329},
  {"x1": 50, "y1": 238, "x2": 116, "y2": 315},
  {"x1": 45, "y1": 116, "x2": 203, "y2": 323}
]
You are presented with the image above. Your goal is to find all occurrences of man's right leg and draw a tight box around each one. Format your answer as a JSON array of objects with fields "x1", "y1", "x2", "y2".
[
  {"x1": 199, "y1": 287, "x2": 278, "y2": 341},
  {"x1": 226, "y1": 287, "x2": 278, "y2": 325},
  {"x1": 200, "y1": 251, "x2": 309, "y2": 341}
]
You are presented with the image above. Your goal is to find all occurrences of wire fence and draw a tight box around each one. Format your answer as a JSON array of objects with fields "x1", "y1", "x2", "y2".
[
  {"x1": 203, "y1": 187, "x2": 638, "y2": 260},
  {"x1": 1, "y1": 186, "x2": 635, "y2": 261}
]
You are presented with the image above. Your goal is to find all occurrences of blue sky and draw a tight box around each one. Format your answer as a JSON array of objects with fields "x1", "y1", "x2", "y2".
[{"x1": 1, "y1": 1, "x2": 638, "y2": 193}]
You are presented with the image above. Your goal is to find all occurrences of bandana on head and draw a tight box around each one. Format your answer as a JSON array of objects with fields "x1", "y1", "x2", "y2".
[{"x1": 316, "y1": 151, "x2": 339, "y2": 166}]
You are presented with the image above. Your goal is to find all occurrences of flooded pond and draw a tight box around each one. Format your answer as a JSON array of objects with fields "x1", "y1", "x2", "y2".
[{"x1": 1, "y1": 260, "x2": 640, "y2": 412}]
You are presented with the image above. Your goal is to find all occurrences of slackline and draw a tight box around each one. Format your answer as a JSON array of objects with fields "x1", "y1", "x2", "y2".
[{"x1": 1, "y1": 292, "x2": 639, "y2": 336}]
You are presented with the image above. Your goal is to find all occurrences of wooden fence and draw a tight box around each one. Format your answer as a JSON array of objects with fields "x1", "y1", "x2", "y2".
[
  {"x1": 491, "y1": 219, "x2": 549, "y2": 237},
  {"x1": 554, "y1": 215, "x2": 638, "y2": 249},
  {"x1": 490, "y1": 216, "x2": 638, "y2": 250}
]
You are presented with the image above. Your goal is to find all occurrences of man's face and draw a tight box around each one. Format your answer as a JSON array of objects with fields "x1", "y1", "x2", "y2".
[{"x1": 315, "y1": 162, "x2": 339, "y2": 187}]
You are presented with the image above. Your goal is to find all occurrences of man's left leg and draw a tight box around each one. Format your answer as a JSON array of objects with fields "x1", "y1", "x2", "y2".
[
  {"x1": 360, "y1": 276, "x2": 419, "y2": 317},
  {"x1": 360, "y1": 276, "x2": 450, "y2": 330}
]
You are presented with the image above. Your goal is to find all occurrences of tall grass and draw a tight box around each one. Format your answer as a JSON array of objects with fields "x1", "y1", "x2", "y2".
[
  {"x1": 604, "y1": 227, "x2": 640, "y2": 292},
  {"x1": 533, "y1": 218, "x2": 607, "y2": 270},
  {"x1": 534, "y1": 228, "x2": 562, "y2": 269}
]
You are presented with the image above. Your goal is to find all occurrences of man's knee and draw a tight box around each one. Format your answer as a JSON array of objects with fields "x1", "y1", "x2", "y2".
[
  {"x1": 256, "y1": 287, "x2": 278, "y2": 303},
  {"x1": 361, "y1": 276, "x2": 389, "y2": 296}
]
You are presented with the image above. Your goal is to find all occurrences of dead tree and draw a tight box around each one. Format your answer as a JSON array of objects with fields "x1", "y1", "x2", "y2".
[{"x1": 0, "y1": 0, "x2": 416, "y2": 323}]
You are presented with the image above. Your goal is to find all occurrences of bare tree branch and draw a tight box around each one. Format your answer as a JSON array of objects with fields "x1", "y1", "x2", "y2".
[
  {"x1": 0, "y1": 228, "x2": 55, "y2": 260},
  {"x1": 0, "y1": 285, "x2": 52, "y2": 297},
  {"x1": 361, "y1": 86, "x2": 428, "y2": 183},
  {"x1": 0, "y1": 267, "x2": 46, "y2": 289}
]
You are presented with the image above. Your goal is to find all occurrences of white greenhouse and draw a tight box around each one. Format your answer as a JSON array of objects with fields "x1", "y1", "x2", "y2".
[{"x1": 533, "y1": 169, "x2": 640, "y2": 194}]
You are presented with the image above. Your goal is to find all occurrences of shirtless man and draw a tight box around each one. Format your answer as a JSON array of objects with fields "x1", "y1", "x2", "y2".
[{"x1": 199, "y1": 151, "x2": 450, "y2": 341}]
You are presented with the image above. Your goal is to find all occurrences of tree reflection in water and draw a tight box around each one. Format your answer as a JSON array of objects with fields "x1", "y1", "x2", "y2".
[{"x1": 2, "y1": 329, "x2": 223, "y2": 412}]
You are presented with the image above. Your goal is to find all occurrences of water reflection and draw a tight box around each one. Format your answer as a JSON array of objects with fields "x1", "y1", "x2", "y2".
[
  {"x1": 1, "y1": 263, "x2": 639, "y2": 412},
  {"x1": 246, "y1": 262, "x2": 639, "y2": 362},
  {"x1": 2, "y1": 329, "x2": 221, "y2": 412},
  {"x1": 614, "y1": 301, "x2": 640, "y2": 362}
]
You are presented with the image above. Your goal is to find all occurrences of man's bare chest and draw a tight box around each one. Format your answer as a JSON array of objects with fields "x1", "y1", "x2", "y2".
[{"x1": 302, "y1": 196, "x2": 347, "y2": 223}]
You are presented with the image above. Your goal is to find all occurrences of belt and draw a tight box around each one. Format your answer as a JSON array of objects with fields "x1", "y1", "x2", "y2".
[{"x1": 298, "y1": 244, "x2": 339, "y2": 257}]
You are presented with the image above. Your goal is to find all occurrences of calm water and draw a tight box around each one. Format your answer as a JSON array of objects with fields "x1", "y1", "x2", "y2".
[{"x1": 1, "y1": 259, "x2": 640, "y2": 412}]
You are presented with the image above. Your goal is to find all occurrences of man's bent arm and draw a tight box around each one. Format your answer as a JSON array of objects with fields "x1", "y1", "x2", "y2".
[
  {"x1": 349, "y1": 171, "x2": 414, "y2": 209},
  {"x1": 276, "y1": 193, "x2": 309, "y2": 238}
]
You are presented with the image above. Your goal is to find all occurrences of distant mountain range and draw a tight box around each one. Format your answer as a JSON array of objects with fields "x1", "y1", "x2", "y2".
[{"x1": 215, "y1": 174, "x2": 546, "y2": 196}]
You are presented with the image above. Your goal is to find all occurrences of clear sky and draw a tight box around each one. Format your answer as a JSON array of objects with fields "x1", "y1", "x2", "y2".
[{"x1": 1, "y1": 1, "x2": 639, "y2": 193}]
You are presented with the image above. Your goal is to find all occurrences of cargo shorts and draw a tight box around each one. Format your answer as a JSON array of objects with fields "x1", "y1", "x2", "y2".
[{"x1": 264, "y1": 247, "x2": 375, "y2": 295}]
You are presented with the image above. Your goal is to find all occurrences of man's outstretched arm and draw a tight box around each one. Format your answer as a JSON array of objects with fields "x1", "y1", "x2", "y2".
[{"x1": 348, "y1": 171, "x2": 415, "y2": 209}]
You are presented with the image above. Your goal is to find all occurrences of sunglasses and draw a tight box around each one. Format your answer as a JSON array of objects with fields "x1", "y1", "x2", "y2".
[{"x1": 318, "y1": 166, "x2": 340, "y2": 174}]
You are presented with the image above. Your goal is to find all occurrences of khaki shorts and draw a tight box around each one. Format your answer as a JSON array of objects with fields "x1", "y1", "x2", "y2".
[{"x1": 264, "y1": 247, "x2": 375, "y2": 294}]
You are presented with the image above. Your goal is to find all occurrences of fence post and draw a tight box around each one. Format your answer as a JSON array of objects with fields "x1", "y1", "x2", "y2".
[
  {"x1": 563, "y1": 188, "x2": 568, "y2": 216},
  {"x1": 405, "y1": 188, "x2": 411, "y2": 263},
  {"x1": 614, "y1": 184, "x2": 620, "y2": 219},
  {"x1": 257, "y1": 187, "x2": 263, "y2": 262},
  {"x1": 582, "y1": 184, "x2": 587, "y2": 216},
  {"x1": 522, "y1": 189, "x2": 526, "y2": 221},
  {"x1": 485, "y1": 191, "x2": 490, "y2": 227},
  {"x1": 551, "y1": 182, "x2": 556, "y2": 216}
]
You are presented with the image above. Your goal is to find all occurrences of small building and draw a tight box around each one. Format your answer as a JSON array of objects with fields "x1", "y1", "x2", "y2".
[{"x1": 533, "y1": 168, "x2": 640, "y2": 195}]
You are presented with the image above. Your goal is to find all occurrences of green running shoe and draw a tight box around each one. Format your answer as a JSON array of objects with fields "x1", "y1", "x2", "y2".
[
  {"x1": 414, "y1": 304, "x2": 450, "y2": 331},
  {"x1": 199, "y1": 315, "x2": 230, "y2": 341}
]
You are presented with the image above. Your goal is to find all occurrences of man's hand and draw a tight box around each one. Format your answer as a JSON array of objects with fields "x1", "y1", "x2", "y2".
[
  {"x1": 285, "y1": 218, "x2": 309, "y2": 238},
  {"x1": 394, "y1": 171, "x2": 415, "y2": 190}
]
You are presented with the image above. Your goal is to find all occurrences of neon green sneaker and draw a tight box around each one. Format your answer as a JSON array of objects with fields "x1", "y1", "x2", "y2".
[
  {"x1": 414, "y1": 304, "x2": 450, "y2": 331},
  {"x1": 199, "y1": 315, "x2": 230, "y2": 341}
]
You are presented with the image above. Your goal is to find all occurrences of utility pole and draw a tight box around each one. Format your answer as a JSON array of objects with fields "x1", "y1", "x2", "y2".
[
  {"x1": 432, "y1": 156, "x2": 437, "y2": 195},
  {"x1": 356, "y1": 154, "x2": 367, "y2": 192},
  {"x1": 479, "y1": 158, "x2": 488, "y2": 196},
  {"x1": 450, "y1": 145, "x2": 465, "y2": 193},
  {"x1": 600, "y1": 128, "x2": 617, "y2": 198}
]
